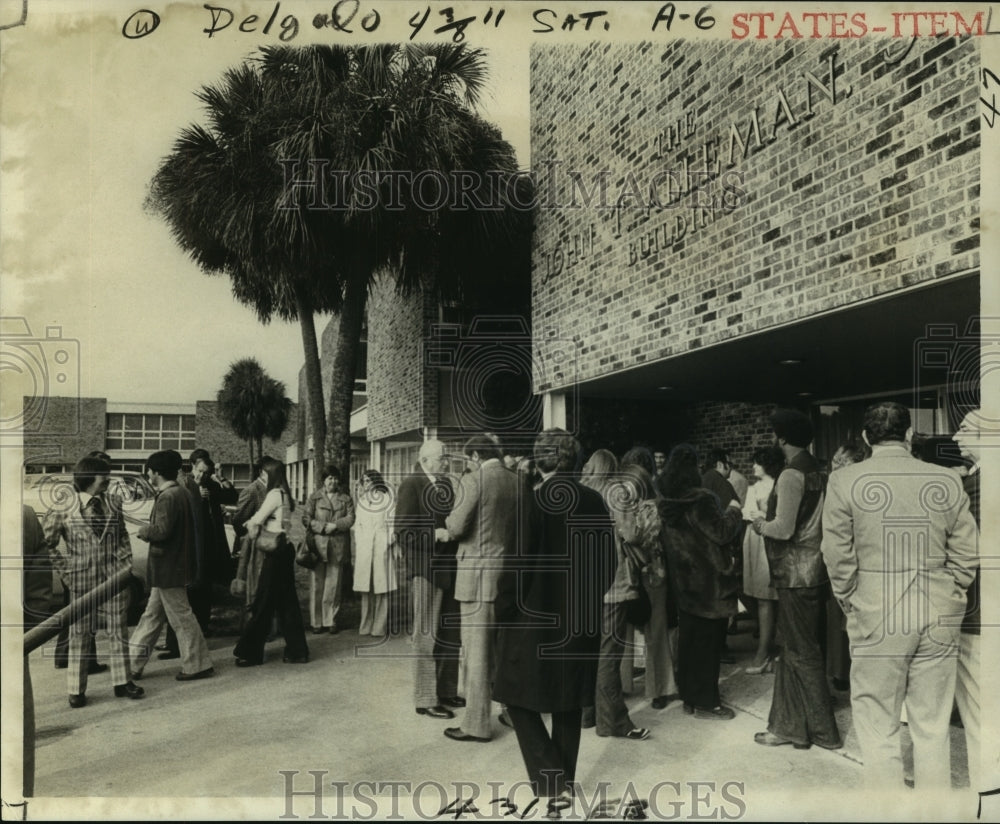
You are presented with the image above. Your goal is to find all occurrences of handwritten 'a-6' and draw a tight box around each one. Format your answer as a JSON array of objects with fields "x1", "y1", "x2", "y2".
[{"x1": 204, "y1": 3, "x2": 300, "y2": 42}]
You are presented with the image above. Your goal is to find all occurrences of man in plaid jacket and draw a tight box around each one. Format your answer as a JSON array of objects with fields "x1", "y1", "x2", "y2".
[{"x1": 43, "y1": 455, "x2": 144, "y2": 707}]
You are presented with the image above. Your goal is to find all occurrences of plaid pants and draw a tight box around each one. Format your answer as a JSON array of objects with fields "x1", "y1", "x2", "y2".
[{"x1": 66, "y1": 590, "x2": 130, "y2": 695}]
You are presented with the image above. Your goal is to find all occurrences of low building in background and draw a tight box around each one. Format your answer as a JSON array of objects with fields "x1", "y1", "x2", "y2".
[{"x1": 23, "y1": 397, "x2": 297, "y2": 488}]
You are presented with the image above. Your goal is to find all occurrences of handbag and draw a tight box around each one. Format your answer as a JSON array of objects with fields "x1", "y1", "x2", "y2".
[
  {"x1": 620, "y1": 541, "x2": 653, "y2": 628},
  {"x1": 641, "y1": 553, "x2": 667, "y2": 589},
  {"x1": 254, "y1": 530, "x2": 288, "y2": 555},
  {"x1": 623, "y1": 570, "x2": 652, "y2": 627},
  {"x1": 295, "y1": 539, "x2": 321, "y2": 570}
]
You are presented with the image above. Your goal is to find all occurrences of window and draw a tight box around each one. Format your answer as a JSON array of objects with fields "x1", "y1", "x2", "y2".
[
  {"x1": 384, "y1": 444, "x2": 420, "y2": 482},
  {"x1": 106, "y1": 413, "x2": 196, "y2": 452},
  {"x1": 221, "y1": 463, "x2": 251, "y2": 484}
]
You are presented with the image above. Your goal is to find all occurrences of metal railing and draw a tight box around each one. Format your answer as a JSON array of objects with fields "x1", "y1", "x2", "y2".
[{"x1": 23, "y1": 568, "x2": 133, "y2": 655}]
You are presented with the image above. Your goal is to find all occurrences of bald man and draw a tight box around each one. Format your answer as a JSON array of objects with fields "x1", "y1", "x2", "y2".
[{"x1": 395, "y1": 439, "x2": 461, "y2": 720}]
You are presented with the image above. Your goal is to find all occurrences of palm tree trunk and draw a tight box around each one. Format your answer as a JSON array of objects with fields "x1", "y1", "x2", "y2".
[
  {"x1": 248, "y1": 439, "x2": 255, "y2": 478},
  {"x1": 325, "y1": 274, "x2": 367, "y2": 475},
  {"x1": 295, "y1": 286, "x2": 326, "y2": 490}
]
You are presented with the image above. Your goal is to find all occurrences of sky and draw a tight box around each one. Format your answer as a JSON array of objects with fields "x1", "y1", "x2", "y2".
[{"x1": 1, "y1": 1, "x2": 530, "y2": 407}]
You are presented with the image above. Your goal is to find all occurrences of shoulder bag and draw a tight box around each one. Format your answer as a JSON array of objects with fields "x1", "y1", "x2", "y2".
[
  {"x1": 295, "y1": 535, "x2": 322, "y2": 569},
  {"x1": 621, "y1": 541, "x2": 653, "y2": 628},
  {"x1": 255, "y1": 530, "x2": 288, "y2": 555}
]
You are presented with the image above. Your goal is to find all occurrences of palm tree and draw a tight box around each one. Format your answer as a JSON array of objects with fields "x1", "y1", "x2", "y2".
[
  {"x1": 148, "y1": 44, "x2": 532, "y2": 477},
  {"x1": 216, "y1": 358, "x2": 293, "y2": 475},
  {"x1": 147, "y1": 50, "x2": 345, "y2": 479},
  {"x1": 279, "y1": 44, "x2": 532, "y2": 471}
]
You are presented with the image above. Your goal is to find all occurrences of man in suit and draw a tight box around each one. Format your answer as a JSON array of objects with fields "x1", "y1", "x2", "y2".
[
  {"x1": 42, "y1": 456, "x2": 144, "y2": 707},
  {"x1": 438, "y1": 434, "x2": 528, "y2": 742},
  {"x1": 493, "y1": 429, "x2": 616, "y2": 808},
  {"x1": 130, "y1": 450, "x2": 214, "y2": 682},
  {"x1": 702, "y1": 449, "x2": 739, "y2": 506},
  {"x1": 822, "y1": 402, "x2": 978, "y2": 789},
  {"x1": 162, "y1": 449, "x2": 229, "y2": 657},
  {"x1": 395, "y1": 439, "x2": 461, "y2": 719},
  {"x1": 952, "y1": 408, "x2": 983, "y2": 791},
  {"x1": 189, "y1": 450, "x2": 236, "y2": 585},
  {"x1": 53, "y1": 450, "x2": 113, "y2": 674}
]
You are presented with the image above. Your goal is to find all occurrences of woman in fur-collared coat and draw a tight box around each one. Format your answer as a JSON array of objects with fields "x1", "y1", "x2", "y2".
[
  {"x1": 658, "y1": 444, "x2": 744, "y2": 720},
  {"x1": 303, "y1": 465, "x2": 355, "y2": 634}
]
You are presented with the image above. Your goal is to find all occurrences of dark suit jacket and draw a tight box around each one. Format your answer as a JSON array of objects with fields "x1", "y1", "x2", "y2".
[
  {"x1": 185, "y1": 477, "x2": 232, "y2": 584},
  {"x1": 23, "y1": 505, "x2": 53, "y2": 627},
  {"x1": 701, "y1": 468, "x2": 738, "y2": 507},
  {"x1": 143, "y1": 482, "x2": 196, "y2": 589},
  {"x1": 492, "y1": 476, "x2": 616, "y2": 712},
  {"x1": 394, "y1": 466, "x2": 457, "y2": 589}
]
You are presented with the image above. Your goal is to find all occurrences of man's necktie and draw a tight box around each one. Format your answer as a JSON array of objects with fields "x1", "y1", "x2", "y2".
[
  {"x1": 432, "y1": 476, "x2": 454, "y2": 516},
  {"x1": 86, "y1": 496, "x2": 110, "y2": 540}
]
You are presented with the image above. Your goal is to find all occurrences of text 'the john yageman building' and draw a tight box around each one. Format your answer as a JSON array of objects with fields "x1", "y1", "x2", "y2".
[{"x1": 529, "y1": 36, "x2": 980, "y2": 464}]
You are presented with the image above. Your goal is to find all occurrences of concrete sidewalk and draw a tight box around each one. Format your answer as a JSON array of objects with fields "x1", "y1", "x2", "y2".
[{"x1": 23, "y1": 625, "x2": 980, "y2": 821}]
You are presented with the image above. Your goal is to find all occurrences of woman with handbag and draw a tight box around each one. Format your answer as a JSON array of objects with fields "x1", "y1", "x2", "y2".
[
  {"x1": 303, "y1": 465, "x2": 355, "y2": 635},
  {"x1": 352, "y1": 469, "x2": 399, "y2": 636},
  {"x1": 658, "y1": 445, "x2": 744, "y2": 719},
  {"x1": 233, "y1": 458, "x2": 310, "y2": 667},
  {"x1": 591, "y1": 457, "x2": 652, "y2": 741},
  {"x1": 616, "y1": 460, "x2": 679, "y2": 711}
]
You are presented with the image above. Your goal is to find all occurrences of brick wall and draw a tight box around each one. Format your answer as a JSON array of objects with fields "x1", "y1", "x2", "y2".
[
  {"x1": 684, "y1": 401, "x2": 778, "y2": 476},
  {"x1": 292, "y1": 314, "x2": 341, "y2": 453},
  {"x1": 295, "y1": 314, "x2": 371, "y2": 450},
  {"x1": 577, "y1": 397, "x2": 775, "y2": 475},
  {"x1": 195, "y1": 400, "x2": 298, "y2": 468},
  {"x1": 23, "y1": 396, "x2": 107, "y2": 465},
  {"x1": 366, "y1": 277, "x2": 434, "y2": 441},
  {"x1": 531, "y1": 38, "x2": 980, "y2": 392}
]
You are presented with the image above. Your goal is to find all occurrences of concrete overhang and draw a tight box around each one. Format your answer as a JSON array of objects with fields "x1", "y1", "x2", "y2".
[{"x1": 572, "y1": 272, "x2": 979, "y2": 405}]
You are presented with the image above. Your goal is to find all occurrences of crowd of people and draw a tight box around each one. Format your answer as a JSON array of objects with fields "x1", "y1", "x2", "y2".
[{"x1": 25, "y1": 401, "x2": 983, "y2": 812}]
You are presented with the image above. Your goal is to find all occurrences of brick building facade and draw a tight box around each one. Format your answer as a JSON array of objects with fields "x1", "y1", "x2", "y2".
[
  {"x1": 23, "y1": 396, "x2": 297, "y2": 484},
  {"x1": 22, "y1": 397, "x2": 108, "y2": 469},
  {"x1": 293, "y1": 274, "x2": 537, "y2": 494},
  {"x1": 531, "y1": 37, "x2": 980, "y2": 471},
  {"x1": 287, "y1": 310, "x2": 370, "y2": 499},
  {"x1": 286, "y1": 37, "x2": 980, "y2": 482}
]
